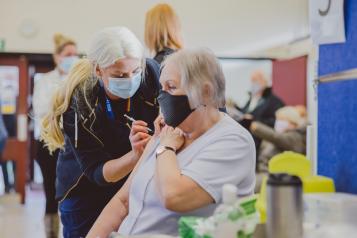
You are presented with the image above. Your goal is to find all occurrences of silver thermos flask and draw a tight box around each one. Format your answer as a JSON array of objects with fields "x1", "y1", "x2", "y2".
[{"x1": 266, "y1": 173, "x2": 303, "y2": 238}]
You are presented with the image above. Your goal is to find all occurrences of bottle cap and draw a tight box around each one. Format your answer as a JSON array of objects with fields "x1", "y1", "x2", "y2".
[
  {"x1": 222, "y1": 184, "x2": 238, "y2": 205},
  {"x1": 267, "y1": 173, "x2": 302, "y2": 187}
]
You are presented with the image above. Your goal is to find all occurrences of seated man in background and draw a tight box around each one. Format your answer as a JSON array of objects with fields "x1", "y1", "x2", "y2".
[
  {"x1": 87, "y1": 48, "x2": 256, "y2": 238},
  {"x1": 241, "y1": 70, "x2": 285, "y2": 128},
  {"x1": 239, "y1": 70, "x2": 285, "y2": 166},
  {"x1": 250, "y1": 106, "x2": 307, "y2": 191}
]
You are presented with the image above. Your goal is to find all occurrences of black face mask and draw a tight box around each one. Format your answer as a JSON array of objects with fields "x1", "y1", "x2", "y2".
[{"x1": 157, "y1": 90, "x2": 195, "y2": 127}]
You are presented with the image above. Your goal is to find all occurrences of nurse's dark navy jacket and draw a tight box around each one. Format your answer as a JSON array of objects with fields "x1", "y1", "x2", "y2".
[{"x1": 56, "y1": 59, "x2": 160, "y2": 204}]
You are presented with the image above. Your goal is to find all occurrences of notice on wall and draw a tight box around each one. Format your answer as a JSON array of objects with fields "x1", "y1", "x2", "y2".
[
  {"x1": 309, "y1": 0, "x2": 346, "y2": 45},
  {"x1": 0, "y1": 66, "x2": 19, "y2": 114}
]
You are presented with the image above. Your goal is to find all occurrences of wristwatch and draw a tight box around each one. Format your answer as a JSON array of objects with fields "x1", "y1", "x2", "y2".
[{"x1": 156, "y1": 145, "x2": 176, "y2": 158}]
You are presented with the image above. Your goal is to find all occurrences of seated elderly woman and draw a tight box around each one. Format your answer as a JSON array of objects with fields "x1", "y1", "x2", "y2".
[
  {"x1": 87, "y1": 48, "x2": 256, "y2": 237},
  {"x1": 250, "y1": 106, "x2": 306, "y2": 192}
]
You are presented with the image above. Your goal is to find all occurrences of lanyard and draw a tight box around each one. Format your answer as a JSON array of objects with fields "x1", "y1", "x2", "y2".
[
  {"x1": 105, "y1": 97, "x2": 115, "y2": 120},
  {"x1": 105, "y1": 97, "x2": 131, "y2": 121}
]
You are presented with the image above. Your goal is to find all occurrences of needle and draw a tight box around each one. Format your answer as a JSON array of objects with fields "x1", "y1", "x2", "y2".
[{"x1": 124, "y1": 114, "x2": 153, "y2": 133}]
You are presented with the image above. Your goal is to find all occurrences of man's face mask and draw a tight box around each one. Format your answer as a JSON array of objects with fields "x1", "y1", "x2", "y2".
[
  {"x1": 107, "y1": 72, "x2": 142, "y2": 99},
  {"x1": 157, "y1": 90, "x2": 195, "y2": 128}
]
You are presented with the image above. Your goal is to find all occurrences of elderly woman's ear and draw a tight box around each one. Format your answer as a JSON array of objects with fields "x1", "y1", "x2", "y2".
[{"x1": 202, "y1": 83, "x2": 215, "y2": 106}]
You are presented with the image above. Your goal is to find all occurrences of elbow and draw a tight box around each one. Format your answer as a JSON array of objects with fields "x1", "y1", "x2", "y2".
[
  {"x1": 162, "y1": 194, "x2": 178, "y2": 211},
  {"x1": 161, "y1": 190, "x2": 189, "y2": 213}
]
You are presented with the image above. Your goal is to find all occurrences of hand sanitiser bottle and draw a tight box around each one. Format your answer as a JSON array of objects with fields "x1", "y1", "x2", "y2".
[
  {"x1": 213, "y1": 184, "x2": 241, "y2": 238},
  {"x1": 215, "y1": 184, "x2": 238, "y2": 214}
]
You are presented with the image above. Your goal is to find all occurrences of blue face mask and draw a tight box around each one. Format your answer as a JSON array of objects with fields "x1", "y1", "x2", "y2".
[
  {"x1": 59, "y1": 56, "x2": 79, "y2": 74},
  {"x1": 107, "y1": 72, "x2": 142, "y2": 99}
]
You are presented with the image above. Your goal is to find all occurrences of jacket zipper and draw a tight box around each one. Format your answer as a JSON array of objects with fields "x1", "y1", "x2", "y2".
[{"x1": 58, "y1": 173, "x2": 84, "y2": 203}]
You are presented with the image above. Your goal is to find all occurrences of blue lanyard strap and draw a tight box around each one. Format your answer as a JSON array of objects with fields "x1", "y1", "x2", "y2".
[
  {"x1": 105, "y1": 97, "x2": 115, "y2": 120},
  {"x1": 105, "y1": 97, "x2": 131, "y2": 121}
]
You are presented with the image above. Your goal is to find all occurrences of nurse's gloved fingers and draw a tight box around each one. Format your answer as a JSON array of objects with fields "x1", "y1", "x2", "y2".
[
  {"x1": 130, "y1": 120, "x2": 150, "y2": 137},
  {"x1": 132, "y1": 137, "x2": 151, "y2": 158},
  {"x1": 131, "y1": 132, "x2": 150, "y2": 144},
  {"x1": 130, "y1": 124, "x2": 150, "y2": 136},
  {"x1": 135, "y1": 137, "x2": 151, "y2": 149},
  {"x1": 132, "y1": 120, "x2": 148, "y2": 127}
]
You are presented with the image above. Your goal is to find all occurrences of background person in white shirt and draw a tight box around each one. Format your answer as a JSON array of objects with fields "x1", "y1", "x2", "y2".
[
  {"x1": 32, "y1": 33, "x2": 78, "y2": 238},
  {"x1": 87, "y1": 48, "x2": 256, "y2": 237}
]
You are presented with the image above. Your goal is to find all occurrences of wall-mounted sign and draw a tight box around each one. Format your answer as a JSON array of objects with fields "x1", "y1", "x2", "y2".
[
  {"x1": 309, "y1": 0, "x2": 346, "y2": 45},
  {"x1": 0, "y1": 66, "x2": 19, "y2": 114}
]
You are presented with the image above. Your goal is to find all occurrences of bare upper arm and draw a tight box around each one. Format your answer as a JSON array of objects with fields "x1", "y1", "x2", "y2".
[
  {"x1": 116, "y1": 135, "x2": 159, "y2": 205},
  {"x1": 162, "y1": 174, "x2": 215, "y2": 213}
]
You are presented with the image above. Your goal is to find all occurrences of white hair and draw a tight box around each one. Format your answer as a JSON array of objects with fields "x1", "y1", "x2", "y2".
[
  {"x1": 87, "y1": 26, "x2": 144, "y2": 68},
  {"x1": 162, "y1": 48, "x2": 226, "y2": 108},
  {"x1": 251, "y1": 69, "x2": 272, "y2": 87},
  {"x1": 276, "y1": 106, "x2": 302, "y2": 126}
]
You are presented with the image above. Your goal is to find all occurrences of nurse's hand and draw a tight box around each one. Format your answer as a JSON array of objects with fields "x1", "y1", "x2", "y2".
[
  {"x1": 154, "y1": 114, "x2": 166, "y2": 136},
  {"x1": 159, "y1": 126, "x2": 185, "y2": 151},
  {"x1": 130, "y1": 120, "x2": 151, "y2": 160}
]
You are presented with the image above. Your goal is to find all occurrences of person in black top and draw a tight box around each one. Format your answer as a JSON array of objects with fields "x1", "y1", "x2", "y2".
[
  {"x1": 241, "y1": 70, "x2": 285, "y2": 128},
  {"x1": 145, "y1": 3, "x2": 183, "y2": 65},
  {"x1": 41, "y1": 27, "x2": 160, "y2": 238},
  {"x1": 239, "y1": 70, "x2": 285, "y2": 166}
]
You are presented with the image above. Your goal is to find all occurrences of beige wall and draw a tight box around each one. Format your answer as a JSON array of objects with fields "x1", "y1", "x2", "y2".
[{"x1": 0, "y1": 0, "x2": 309, "y2": 56}]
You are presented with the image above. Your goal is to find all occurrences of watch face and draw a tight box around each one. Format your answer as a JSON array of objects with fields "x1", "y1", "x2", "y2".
[{"x1": 156, "y1": 145, "x2": 165, "y2": 155}]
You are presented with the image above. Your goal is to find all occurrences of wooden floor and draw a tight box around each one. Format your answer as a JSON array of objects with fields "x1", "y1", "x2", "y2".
[{"x1": 0, "y1": 187, "x2": 60, "y2": 238}]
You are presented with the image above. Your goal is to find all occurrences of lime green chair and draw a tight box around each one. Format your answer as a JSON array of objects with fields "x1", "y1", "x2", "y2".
[{"x1": 256, "y1": 151, "x2": 335, "y2": 223}]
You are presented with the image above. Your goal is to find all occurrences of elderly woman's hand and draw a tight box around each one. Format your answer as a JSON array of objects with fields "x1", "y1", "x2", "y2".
[
  {"x1": 159, "y1": 126, "x2": 185, "y2": 151},
  {"x1": 154, "y1": 114, "x2": 166, "y2": 136}
]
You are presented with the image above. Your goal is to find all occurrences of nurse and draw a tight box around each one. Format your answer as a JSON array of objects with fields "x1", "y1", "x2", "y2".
[{"x1": 41, "y1": 26, "x2": 160, "y2": 238}]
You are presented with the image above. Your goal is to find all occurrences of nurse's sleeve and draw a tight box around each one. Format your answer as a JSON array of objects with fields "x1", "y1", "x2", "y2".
[
  {"x1": 181, "y1": 133, "x2": 256, "y2": 202},
  {"x1": 62, "y1": 108, "x2": 114, "y2": 186}
]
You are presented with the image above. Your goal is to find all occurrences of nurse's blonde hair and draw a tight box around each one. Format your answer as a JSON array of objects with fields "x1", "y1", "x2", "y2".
[{"x1": 41, "y1": 27, "x2": 144, "y2": 153}]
